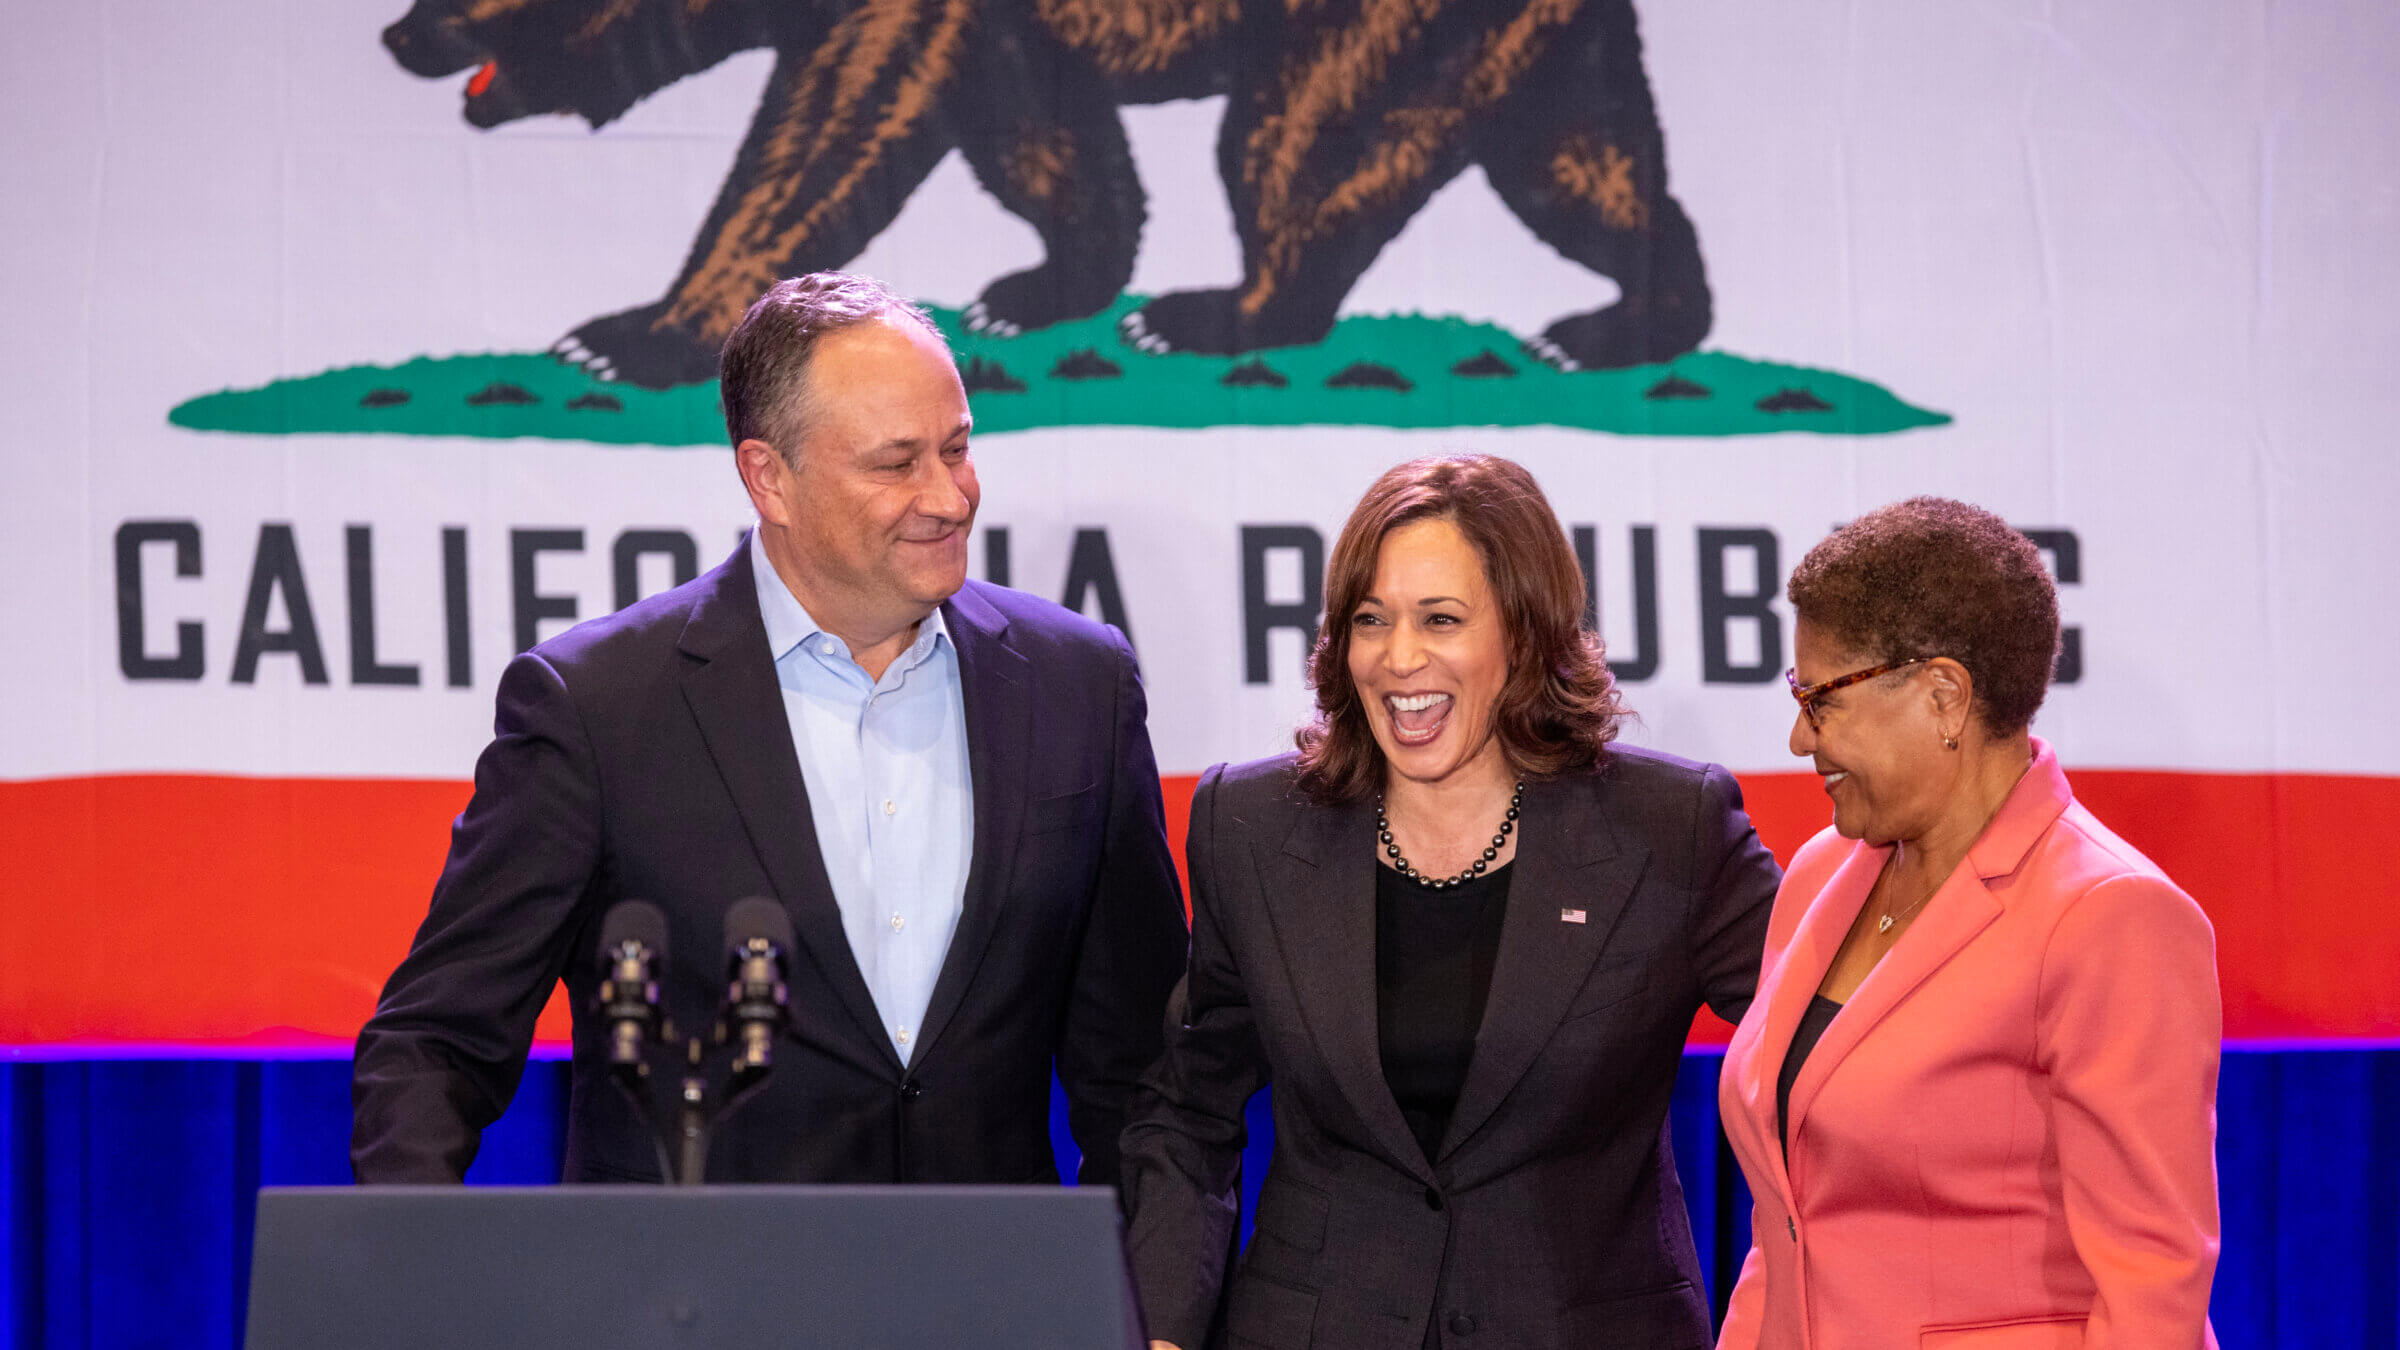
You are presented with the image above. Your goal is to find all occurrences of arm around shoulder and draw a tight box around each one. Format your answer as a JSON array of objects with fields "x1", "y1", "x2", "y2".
[{"x1": 1689, "y1": 762, "x2": 1783, "y2": 1027}]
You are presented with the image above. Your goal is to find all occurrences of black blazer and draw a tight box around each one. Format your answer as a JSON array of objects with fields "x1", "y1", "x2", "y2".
[
  {"x1": 352, "y1": 542, "x2": 1188, "y2": 1186},
  {"x1": 1121, "y1": 749, "x2": 1780, "y2": 1350}
]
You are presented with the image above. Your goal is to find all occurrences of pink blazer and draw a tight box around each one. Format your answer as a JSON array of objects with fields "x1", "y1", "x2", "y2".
[{"x1": 1716, "y1": 740, "x2": 2221, "y2": 1350}]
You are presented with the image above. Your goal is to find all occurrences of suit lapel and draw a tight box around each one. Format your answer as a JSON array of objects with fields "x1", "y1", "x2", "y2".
[
  {"x1": 1780, "y1": 746, "x2": 2069, "y2": 1151},
  {"x1": 676, "y1": 542, "x2": 899, "y2": 1070},
  {"x1": 912, "y1": 582, "x2": 1031, "y2": 1061},
  {"x1": 1780, "y1": 860, "x2": 2001, "y2": 1152},
  {"x1": 1742, "y1": 844, "x2": 1885, "y2": 1122},
  {"x1": 1734, "y1": 842, "x2": 1885, "y2": 1195},
  {"x1": 1438, "y1": 775, "x2": 1645, "y2": 1161},
  {"x1": 1259, "y1": 798, "x2": 1433, "y2": 1180}
]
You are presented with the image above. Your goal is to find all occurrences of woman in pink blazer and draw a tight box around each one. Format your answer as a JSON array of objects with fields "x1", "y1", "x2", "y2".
[{"x1": 1717, "y1": 498, "x2": 2221, "y2": 1350}]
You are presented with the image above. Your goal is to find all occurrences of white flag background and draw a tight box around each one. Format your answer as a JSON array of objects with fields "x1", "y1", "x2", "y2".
[{"x1": 3, "y1": 0, "x2": 2394, "y2": 1047}]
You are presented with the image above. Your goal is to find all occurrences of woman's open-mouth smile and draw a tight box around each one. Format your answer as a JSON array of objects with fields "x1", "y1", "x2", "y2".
[{"x1": 1385, "y1": 691, "x2": 1455, "y2": 746}]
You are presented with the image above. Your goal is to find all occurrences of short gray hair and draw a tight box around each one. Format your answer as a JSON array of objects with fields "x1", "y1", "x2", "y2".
[{"x1": 717, "y1": 272, "x2": 949, "y2": 460}]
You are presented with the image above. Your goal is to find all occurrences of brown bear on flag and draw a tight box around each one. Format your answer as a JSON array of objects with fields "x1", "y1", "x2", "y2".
[{"x1": 384, "y1": 0, "x2": 1712, "y2": 389}]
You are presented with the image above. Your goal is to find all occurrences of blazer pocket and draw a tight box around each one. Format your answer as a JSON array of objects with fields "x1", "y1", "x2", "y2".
[
  {"x1": 1920, "y1": 1314, "x2": 2087, "y2": 1349},
  {"x1": 1024, "y1": 782, "x2": 1101, "y2": 837},
  {"x1": 1560, "y1": 1279, "x2": 1709, "y2": 1350},
  {"x1": 1225, "y1": 1273, "x2": 1318, "y2": 1349},
  {"x1": 1252, "y1": 1178, "x2": 1330, "y2": 1253}
]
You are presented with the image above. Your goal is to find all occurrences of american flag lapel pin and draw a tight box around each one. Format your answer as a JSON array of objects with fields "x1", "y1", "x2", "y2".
[{"x1": 1560, "y1": 908, "x2": 1587, "y2": 924}]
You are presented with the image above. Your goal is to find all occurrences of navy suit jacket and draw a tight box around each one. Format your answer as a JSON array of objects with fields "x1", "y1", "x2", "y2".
[
  {"x1": 1121, "y1": 750, "x2": 1780, "y2": 1350},
  {"x1": 352, "y1": 542, "x2": 1188, "y2": 1186}
]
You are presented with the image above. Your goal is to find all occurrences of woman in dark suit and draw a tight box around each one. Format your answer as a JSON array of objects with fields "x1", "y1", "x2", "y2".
[{"x1": 1121, "y1": 454, "x2": 1783, "y2": 1350}]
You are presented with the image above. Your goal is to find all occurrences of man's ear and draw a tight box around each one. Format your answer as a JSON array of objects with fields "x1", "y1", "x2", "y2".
[{"x1": 735, "y1": 438, "x2": 791, "y2": 525}]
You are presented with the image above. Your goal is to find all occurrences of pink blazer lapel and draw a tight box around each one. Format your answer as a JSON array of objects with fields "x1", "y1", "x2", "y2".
[
  {"x1": 1780, "y1": 864, "x2": 2003, "y2": 1153},
  {"x1": 1737, "y1": 841, "x2": 1886, "y2": 1193},
  {"x1": 1780, "y1": 740, "x2": 2075, "y2": 1155}
]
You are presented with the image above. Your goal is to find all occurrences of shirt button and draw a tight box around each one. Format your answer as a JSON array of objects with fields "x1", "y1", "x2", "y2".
[
  {"x1": 882, "y1": 799, "x2": 896, "y2": 816},
  {"x1": 820, "y1": 641, "x2": 836, "y2": 656},
  {"x1": 890, "y1": 913, "x2": 905, "y2": 932},
  {"x1": 896, "y1": 1027, "x2": 911, "y2": 1044}
]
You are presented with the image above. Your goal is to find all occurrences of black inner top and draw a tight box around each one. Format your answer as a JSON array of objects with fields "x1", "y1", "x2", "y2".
[
  {"x1": 1777, "y1": 994, "x2": 1845, "y2": 1157},
  {"x1": 1375, "y1": 861, "x2": 1513, "y2": 1164}
]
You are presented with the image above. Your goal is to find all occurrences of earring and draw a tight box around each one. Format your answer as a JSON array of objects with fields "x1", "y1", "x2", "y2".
[{"x1": 1942, "y1": 732, "x2": 1960, "y2": 751}]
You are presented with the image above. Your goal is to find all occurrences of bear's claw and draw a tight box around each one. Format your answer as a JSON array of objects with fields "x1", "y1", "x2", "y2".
[
  {"x1": 555, "y1": 301, "x2": 722, "y2": 390},
  {"x1": 1520, "y1": 336, "x2": 1580, "y2": 372},
  {"x1": 964, "y1": 303, "x2": 1022, "y2": 338}
]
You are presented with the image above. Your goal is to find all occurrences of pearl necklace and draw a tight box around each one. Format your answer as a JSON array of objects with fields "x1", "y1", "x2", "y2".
[{"x1": 1376, "y1": 781, "x2": 1524, "y2": 888}]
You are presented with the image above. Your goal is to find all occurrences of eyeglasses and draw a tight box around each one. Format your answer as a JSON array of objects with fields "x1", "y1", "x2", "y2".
[{"x1": 1784, "y1": 658, "x2": 1936, "y2": 729}]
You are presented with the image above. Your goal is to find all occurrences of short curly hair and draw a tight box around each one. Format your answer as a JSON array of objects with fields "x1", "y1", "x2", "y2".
[
  {"x1": 1294, "y1": 454, "x2": 1630, "y2": 803},
  {"x1": 1787, "y1": 497, "x2": 2060, "y2": 736}
]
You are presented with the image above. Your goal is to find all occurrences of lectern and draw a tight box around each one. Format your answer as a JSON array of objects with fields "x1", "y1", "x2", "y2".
[{"x1": 245, "y1": 1185, "x2": 1148, "y2": 1349}]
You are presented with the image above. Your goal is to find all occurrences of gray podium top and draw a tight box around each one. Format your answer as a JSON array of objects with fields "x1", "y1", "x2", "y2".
[{"x1": 246, "y1": 1185, "x2": 1147, "y2": 1350}]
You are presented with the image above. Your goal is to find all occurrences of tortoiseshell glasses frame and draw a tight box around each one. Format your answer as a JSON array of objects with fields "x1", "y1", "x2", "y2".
[{"x1": 1784, "y1": 658, "x2": 1938, "y2": 729}]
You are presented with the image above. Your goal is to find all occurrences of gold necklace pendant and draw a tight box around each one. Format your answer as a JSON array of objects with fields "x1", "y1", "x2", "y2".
[{"x1": 1875, "y1": 886, "x2": 1933, "y2": 936}]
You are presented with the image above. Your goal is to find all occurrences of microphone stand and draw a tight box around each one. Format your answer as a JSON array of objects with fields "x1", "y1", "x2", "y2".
[
  {"x1": 674, "y1": 1041, "x2": 711, "y2": 1187},
  {"x1": 667, "y1": 932, "x2": 792, "y2": 1185}
]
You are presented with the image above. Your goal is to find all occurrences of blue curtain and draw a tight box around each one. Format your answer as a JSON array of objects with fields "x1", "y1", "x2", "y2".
[{"x1": 3, "y1": 1049, "x2": 2392, "y2": 1348}]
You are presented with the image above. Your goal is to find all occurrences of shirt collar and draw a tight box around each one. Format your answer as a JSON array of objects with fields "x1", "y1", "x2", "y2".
[{"x1": 748, "y1": 527, "x2": 951, "y2": 668}]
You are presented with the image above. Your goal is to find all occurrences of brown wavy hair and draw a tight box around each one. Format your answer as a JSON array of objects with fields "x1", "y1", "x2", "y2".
[
  {"x1": 1293, "y1": 455, "x2": 1629, "y2": 803},
  {"x1": 1786, "y1": 496, "x2": 2060, "y2": 736}
]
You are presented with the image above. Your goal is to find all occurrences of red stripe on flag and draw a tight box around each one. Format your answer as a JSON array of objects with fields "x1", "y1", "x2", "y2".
[{"x1": 3, "y1": 769, "x2": 2395, "y2": 1047}]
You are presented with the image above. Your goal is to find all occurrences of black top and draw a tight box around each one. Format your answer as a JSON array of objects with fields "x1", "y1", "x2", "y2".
[
  {"x1": 1375, "y1": 861, "x2": 1514, "y2": 1162},
  {"x1": 1778, "y1": 994, "x2": 1844, "y2": 1157}
]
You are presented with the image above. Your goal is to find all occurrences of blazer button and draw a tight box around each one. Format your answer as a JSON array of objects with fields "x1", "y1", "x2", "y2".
[
  {"x1": 1446, "y1": 1311, "x2": 1477, "y2": 1336},
  {"x1": 1786, "y1": 1215, "x2": 1797, "y2": 1241},
  {"x1": 898, "y1": 1080, "x2": 924, "y2": 1102},
  {"x1": 1422, "y1": 1186, "x2": 1444, "y2": 1212}
]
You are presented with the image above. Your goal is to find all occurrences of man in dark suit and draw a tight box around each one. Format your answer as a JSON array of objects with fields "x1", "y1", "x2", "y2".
[{"x1": 352, "y1": 272, "x2": 1188, "y2": 1187}]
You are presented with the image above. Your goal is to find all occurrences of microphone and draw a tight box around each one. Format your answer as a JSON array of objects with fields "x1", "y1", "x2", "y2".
[
  {"x1": 722, "y1": 896, "x2": 793, "y2": 1079},
  {"x1": 596, "y1": 900, "x2": 668, "y2": 1072}
]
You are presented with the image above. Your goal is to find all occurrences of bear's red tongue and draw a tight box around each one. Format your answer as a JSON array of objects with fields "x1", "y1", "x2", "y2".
[
  {"x1": 467, "y1": 61, "x2": 498, "y2": 98},
  {"x1": 1393, "y1": 697, "x2": 1450, "y2": 735}
]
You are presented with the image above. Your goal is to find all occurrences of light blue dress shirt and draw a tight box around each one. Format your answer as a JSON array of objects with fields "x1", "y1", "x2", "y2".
[{"x1": 749, "y1": 530, "x2": 973, "y2": 1065}]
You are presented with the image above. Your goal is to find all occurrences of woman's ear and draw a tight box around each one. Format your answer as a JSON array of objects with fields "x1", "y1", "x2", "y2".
[{"x1": 1925, "y1": 657, "x2": 1975, "y2": 736}]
